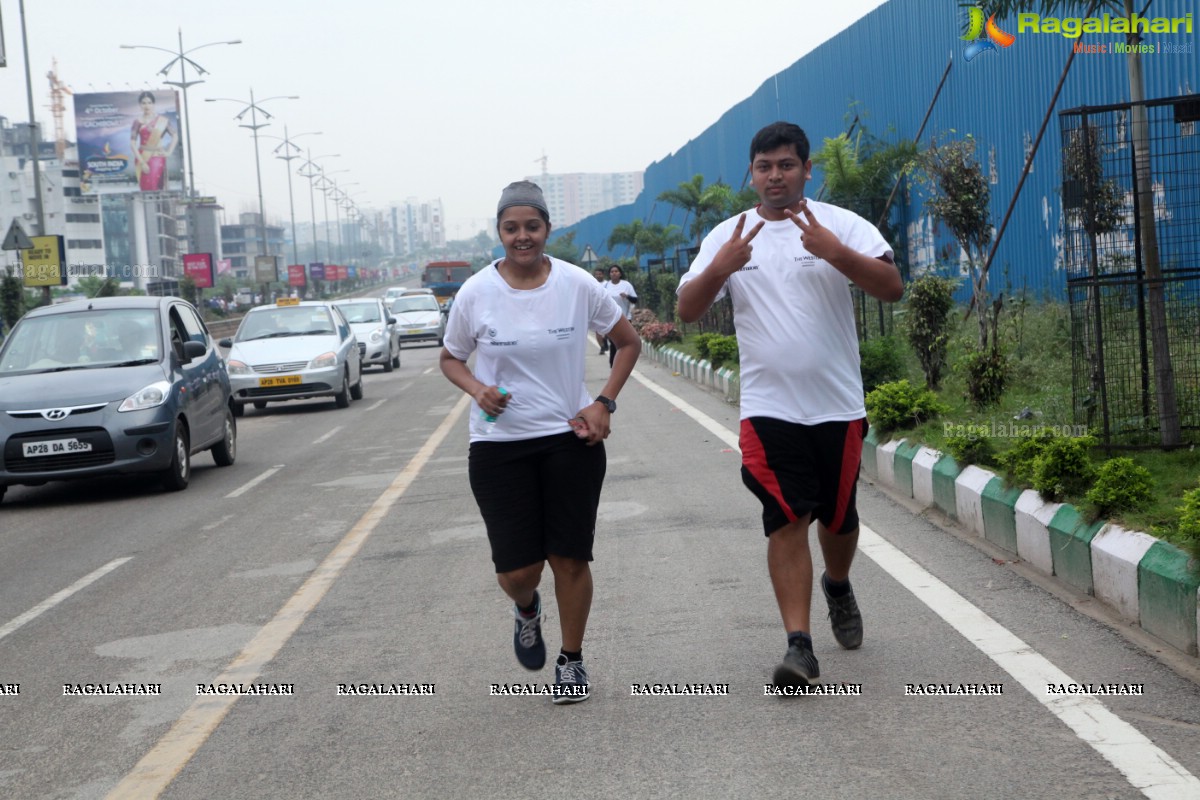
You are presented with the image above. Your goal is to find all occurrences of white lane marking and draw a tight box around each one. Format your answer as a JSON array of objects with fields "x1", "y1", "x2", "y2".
[
  {"x1": 224, "y1": 465, "x2": 284, "y2": 499},
  {"x1": 365, "y1": 398, "x2": 387, "y2": 411},
  {"x1": 313, "y1": 426, "x2": 343, "y2": 445},
  {"x1": 858, "y1": 524, "x2": 1200, "y2": 799},
  {"x1": 631, "y1": 366, "x2": 1200, "y2": 799},
  {"x1": 0, "y1": 558, "x2": 132, "y2": 643},
  {"x1": 106, "y1": 393, "x2": 471, "y2": 799},
  {"x1": 630, "y1": 369, "x2": 740, "y2": 448},
  {"x1": 201, "y1": 514, "x2": 234, "y2": 532},
  {"x1": 422, "y1": 366, "x2": 435, "y2": 375}
]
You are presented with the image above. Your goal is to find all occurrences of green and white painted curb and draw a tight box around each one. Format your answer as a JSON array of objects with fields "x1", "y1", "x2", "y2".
[
  {"x1": 639, "y1": 339, "x2": 1199, "y2": 659},
  {"x1": 863, "y1": 434, "x2": 1199, "y2": 658}
]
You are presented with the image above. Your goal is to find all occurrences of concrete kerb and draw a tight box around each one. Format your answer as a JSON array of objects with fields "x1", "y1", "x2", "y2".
[
  {"x1": 1091, "y1": 524, "x2": 1158, "y2": 625},
  {"x1": 650, "y1": 338, "x2": 1200, "y2": 661}
]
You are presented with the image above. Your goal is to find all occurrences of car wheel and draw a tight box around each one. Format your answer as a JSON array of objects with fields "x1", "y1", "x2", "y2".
[
  {"x1": 391, "y1": 348, "x2": 401, "y2": 369},
  {"x1": 161, "y1": 423, "x2": 191, "y2": 492},
  {"x1": 350, "y1": 369, "x2": 365, "y2": 400},
  {"x1": 437, "y1": 335, "x2": 444, "y2": 347},
  {"x1": 253, "y1": 400, "x2": 267, "y2": 410},
  {"x1": 383, "y1": 344, "x2": 395, "y2": 373},
  {"x1": 233, "y1": 403, "x2": 245, "y2": 418},
  {"x1": 212, "y1": 406, "x2": 237, "y2": 467},
  {"x1": 0, "y1": 485, "x2": 6, "y2": 505},
  {"x1": 335, "y1": 369, "x2": 351, "y2": 408}
]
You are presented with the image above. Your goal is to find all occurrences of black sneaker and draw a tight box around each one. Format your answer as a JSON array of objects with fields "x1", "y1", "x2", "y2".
[
  {"x1": 512, "y1": 593, "x2": 546, "y2": 670},
  {"x1": 772, "y1": 642, "x2": 820, "y2": 689},
  {"x1": 822, "y1": 573, "x2": 863, "y2": 650},
  {"x1": 552, "y1": 654, "x2": 590, "y2": 704}
]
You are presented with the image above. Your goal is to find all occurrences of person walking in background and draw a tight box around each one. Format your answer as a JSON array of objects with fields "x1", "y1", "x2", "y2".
[
  {"x1": 676, "y1": 121, "x2": 902, "y2": 691},
  {"x1": 440, "y1": 181, "x2": 640, "y2": 704},
  {"x1": 603, "y1": 265, "x2": 637, "y2": 368},
  {"x1": 593, "y1": 267, "x2": 609, "y2": 354}
]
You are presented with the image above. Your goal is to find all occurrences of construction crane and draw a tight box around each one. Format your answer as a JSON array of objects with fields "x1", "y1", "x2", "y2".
[
  {"x1": 46, "y1": 58, "x2": 73, "y2": 159},
  {"x1": 533, "y1": 151, "x2": 548, "y2": 179}
]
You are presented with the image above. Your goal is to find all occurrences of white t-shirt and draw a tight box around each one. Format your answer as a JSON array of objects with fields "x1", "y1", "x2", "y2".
[
  {"x1": 677, "y1": 201, "x2": 892, "y2": 424},
  {"x1": 444, "y1": 257, "x2": 623, "y2": 442},
  {"x1": 603, "y1": 279, "x2": 638, "y2": 319}
]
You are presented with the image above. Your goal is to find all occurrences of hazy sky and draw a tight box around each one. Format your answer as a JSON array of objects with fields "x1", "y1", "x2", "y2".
[{"x1": 1, "y1": 0, "x2": 888, "y2": 240}]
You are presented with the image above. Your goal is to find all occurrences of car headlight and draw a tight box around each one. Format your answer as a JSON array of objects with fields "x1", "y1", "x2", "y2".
[
  {"x1": 309, "y1": 351, "x2": 337, "y2": 369},
  {"x1": 118, "y1": 380, "x2": 173, "y2": 412},
  {"x1": 369, "y1": 328, "x2": 384, "y2": 343},
  {"x1": 226, "y1": 358, "x2": 251, "y2": 375}
]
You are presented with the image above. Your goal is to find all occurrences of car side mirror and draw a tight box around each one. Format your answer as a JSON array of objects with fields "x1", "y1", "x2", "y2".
[
  {"x1": 218, "y1": 338, "x2": 233, "y2": 348},
  {"x1": 181, "y1": 340, "x2": 207, "y2": 363},
  {"x1": 387, "y1": 316, "x2": 396, "y2": 325}
]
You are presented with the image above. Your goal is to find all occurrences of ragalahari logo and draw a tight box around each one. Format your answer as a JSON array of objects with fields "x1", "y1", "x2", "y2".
[{"x1": 962, "y1": 6, "x2": 1016, "y2": 61}]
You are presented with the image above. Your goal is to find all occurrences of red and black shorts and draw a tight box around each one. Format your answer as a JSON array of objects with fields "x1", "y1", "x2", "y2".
[
  {"x1": 739, "y1": 416, "x2": 867, "y2": 537},
  {"x1": 468, "y1": 432, "x2": 606, "y2": 573}
]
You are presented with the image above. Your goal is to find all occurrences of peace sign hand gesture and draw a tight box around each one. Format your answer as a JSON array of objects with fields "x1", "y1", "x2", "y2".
[
  {"x1": 711, "y1": 213, "x2": 765, "y2": 277},
  {"x1": 785, "y1": 200, "x2": 845, "y2": 263}
]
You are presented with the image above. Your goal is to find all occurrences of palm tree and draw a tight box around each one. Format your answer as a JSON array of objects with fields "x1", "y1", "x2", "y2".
[
  {"x1": 986, "y1": 0, "x2": 1179, "y2": 445},
  {"x1": 607, "y1": 219, "x2": 646, "y2": 264},
  {"x1": 657, "y1": 175, "x2": 734, "y2": 247},
  {"x1": 635, "y1": 223, "x2": 687, "y2": 269}
]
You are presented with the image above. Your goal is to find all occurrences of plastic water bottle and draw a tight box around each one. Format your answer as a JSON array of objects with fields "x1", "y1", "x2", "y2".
[{"x1": 481, "y1": 387, "x2": 508, "y2": 434}]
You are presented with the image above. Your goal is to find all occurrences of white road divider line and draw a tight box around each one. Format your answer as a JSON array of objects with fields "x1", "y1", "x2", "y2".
[
  {"x1": 631, "y1": 365, "x2": 1200, "y2": 799},
  {"x1": 106, "y1": 393, "x2": 471, "y2": 800},
  {"x1": 224, "y1": 465, "x2": 284, "y2": 499},
  {"x1": 0, "y1": 557, "x2": 132, "y2": 643},
  {"x1": 313, "y1": 426, "x2": 343, "y2": 445},
  {"x1": 858, "y1": 524, "x2": 1200, "y2": 800},
  {"x1": 365, "y1": 399, "x2": 387, "y2": 411}
]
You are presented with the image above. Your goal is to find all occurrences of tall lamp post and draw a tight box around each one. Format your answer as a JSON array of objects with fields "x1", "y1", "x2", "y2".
[
  {"x1": 315, "y1": 169, "x2": 349, "y2": 265},
  {"x1": 205, "y1": 91, "x2": 298, "y2": 270},
  {"x1": 120, "y1": 31, "x2": 241, "y2": 203},
  {"x1": 297, "y1": 152, "x2": 339, "y2": 264},
  {"x1": 263, "y1": 127, "x2": 320, "y2": 270}
]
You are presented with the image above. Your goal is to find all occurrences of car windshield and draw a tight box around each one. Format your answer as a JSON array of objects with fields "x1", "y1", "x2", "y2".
[
  {"x1": 336, "y1": 303, "x2": 382, "y2": 323},
  {"x1": 0, "y1": 308, "x2": 161, "y2": 375},
  {"x1": 391, "y1": 297, "x2": 441, "y2": 314},
  {"x1": 237, "y1": 307, "x2": 336, "y2": 340}
]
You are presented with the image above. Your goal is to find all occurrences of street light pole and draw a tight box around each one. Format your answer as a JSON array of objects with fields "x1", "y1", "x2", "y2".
[
  {"x1": 298, "y1": 152, "x2": 338, "y2": 264},
  {"x1": 121, "y1": 31, "x2": 241, "y2": 202},
  {"x1": 264, "y1": 128, "x2": 320, "y2": 269},
  {"x1": 205, "y1": 91, "x2": 298, "y2": 287}
]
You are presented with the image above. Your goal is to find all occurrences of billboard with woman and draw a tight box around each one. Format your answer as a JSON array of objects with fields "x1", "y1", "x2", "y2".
[{"x1": 73, "y1": 90, "x2": 183, "y2": 194}]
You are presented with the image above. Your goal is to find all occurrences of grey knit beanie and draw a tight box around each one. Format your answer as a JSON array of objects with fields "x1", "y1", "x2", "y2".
[{"x1": 497, "y1": 180, "x2": 549, "y2": 219}]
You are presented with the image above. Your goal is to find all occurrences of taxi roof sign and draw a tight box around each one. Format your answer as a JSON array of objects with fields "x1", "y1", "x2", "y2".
[
  {"x1": 2, "y1": 219, "x2": 34, "y2": 251},
  {"x1": 276, "y1": 297, "x2": 301, "y2": 306}
]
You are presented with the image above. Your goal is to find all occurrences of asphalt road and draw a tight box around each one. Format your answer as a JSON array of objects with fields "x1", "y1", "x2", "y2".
[{"x1": 2, "y1": 338, "x2": 1199, "y2": 800}]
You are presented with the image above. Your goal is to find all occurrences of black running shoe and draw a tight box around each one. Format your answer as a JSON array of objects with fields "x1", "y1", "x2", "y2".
[
  {"x1": 552, "y1": 654, "x2": 590, "y2": 704},
  {"x1": 512, "y1": 592, "x2": 546, "y2": 670},
  {"x1": 822, "y1": 573, "x2": 863, "y2": 650},
  {"x1": 772, "y1": 642, "x2": 820, "y2": 689}
]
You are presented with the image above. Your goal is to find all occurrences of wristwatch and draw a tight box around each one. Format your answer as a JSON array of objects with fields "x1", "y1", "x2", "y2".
[{"x1": 595, "y1": 395, "x2": 617, "y2": 414}]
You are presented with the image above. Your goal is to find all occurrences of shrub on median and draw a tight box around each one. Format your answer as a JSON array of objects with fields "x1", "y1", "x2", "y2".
[{"x1": 865, "y1": 379, "x2": 949, "y2": 435}]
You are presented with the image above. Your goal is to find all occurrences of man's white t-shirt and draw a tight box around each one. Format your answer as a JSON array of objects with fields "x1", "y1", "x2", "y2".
[
  {"x1": 677, "y1": 201, "x2": 892, "y2": 424},
  {"x1": 603, "y1": 279, "x2": 637, "y2": 319},
  {"x1": 444, "y1": 257, "x2": 623, "y2": 442}
]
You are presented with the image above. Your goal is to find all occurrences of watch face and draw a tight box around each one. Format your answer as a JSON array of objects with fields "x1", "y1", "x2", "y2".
[{"x1": 598, "y1": 395, "x2": 616, "y2": 413}]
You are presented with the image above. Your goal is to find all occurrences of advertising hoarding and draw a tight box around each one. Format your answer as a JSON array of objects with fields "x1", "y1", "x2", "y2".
[
  {"x1": 74, "y1": 90, "x2": 184, "y2": 195},
  {"x1": 309, "y1": 262, "x2": 325, "y2": 281},
  {"x1": 287, "y1": 264, "x2": 307, "y2": 286},
  {"x1": 22, "y1": 236, "x2": 67, "y2": 287},
  {"x1": 255, "y1": 255, "x2": 278, "y2": 283},
  {"x1": 183, "y1": 253, "x2": 214, "y2": 288}
]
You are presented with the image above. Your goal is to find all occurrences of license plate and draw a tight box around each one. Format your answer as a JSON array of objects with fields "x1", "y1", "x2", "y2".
[
  {"x1": 23, "y1": 438, "x2": 92, "y2": 457},
  {"x1": 258, "y1": 375, "x2": 302, "y2": 387},
  {"x1": 404, "y1": 323, "x2": 424, "y2": 329}
]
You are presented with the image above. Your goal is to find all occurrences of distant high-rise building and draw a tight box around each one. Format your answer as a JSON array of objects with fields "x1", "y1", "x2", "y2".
[
  {"x1": 524, "y1": 171, "x2": 644, "y2": 228},
  {"x1": 392, "y1": 197, "x2": 445, "y2": 255}
]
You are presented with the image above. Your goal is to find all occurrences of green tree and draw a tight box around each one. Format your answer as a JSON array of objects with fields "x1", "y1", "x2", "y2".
[
  {"x1": 545, "y1": 230, "x2": 580, "y2": 263},
  {"x1": 2, "y1": 266, "x2": 25, "y2": 333},
  {"x1": 985, "y1": 0, "x2": 1179, "y2": 445},
  {"x1": 607, "y1": 219, "x2": 646, "y2": 264},
  {"x1": 813, "y1": 129, "x2": 916, "y2": 252},
  {"x1": 635, "y1": 223, "x2": 687, "y2": 271}
]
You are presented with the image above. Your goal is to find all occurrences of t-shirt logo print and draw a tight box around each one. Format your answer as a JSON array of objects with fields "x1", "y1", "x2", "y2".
[{"x1": 487, "y1": 327, "x2": 498, "y2": 339}]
